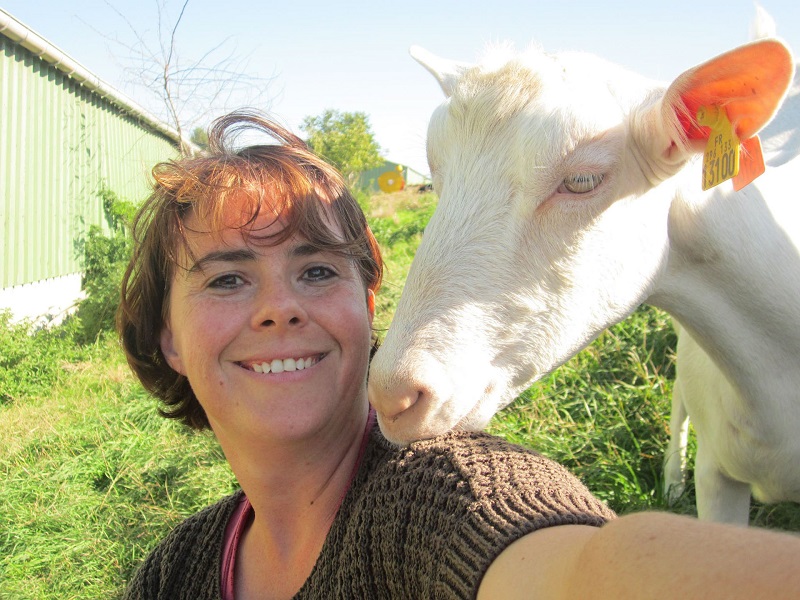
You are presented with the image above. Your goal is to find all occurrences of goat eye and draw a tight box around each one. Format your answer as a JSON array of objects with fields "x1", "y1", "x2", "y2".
[{"x1": 562, "y1": 173, "x2": 604, "y2": 194}]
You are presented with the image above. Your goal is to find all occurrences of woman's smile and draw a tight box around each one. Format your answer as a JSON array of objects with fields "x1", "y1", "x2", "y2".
[{"x1": 237, "y1": 353, "x2": 325, "y2": 374}]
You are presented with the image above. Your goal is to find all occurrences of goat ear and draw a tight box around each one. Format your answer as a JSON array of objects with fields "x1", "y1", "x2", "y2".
[
  {"x1": 664, "y1": 39, "x2": 793, "y2": 152},
  {"x1": 410, "y1": 45, "x2": 472, "y2": 97}
]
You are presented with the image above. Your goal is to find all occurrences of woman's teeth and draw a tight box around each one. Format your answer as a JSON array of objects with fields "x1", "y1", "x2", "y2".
[{"x1": 250, "y1": 356, "x2": 318, "y2": 374}]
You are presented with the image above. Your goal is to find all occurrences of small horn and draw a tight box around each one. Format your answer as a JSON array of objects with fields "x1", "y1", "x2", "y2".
[{"x1": 410, "y1": 45, "x2": 472, "y2": 97}]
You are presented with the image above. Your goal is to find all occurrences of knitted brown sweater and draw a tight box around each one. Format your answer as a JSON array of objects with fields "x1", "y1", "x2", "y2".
[{"x1": 123, "y1": 428, "x2": 615, "y2": 599}]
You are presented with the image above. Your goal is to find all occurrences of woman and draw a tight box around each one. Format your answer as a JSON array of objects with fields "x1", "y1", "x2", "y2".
[{"x1": 119, "y1": 111, "x2": 800, "y2": 599}]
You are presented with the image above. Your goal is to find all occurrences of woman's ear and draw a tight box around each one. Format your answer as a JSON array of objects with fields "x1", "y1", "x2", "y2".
[
  {"x1": 160, "y1": 322, "x2": 186, "y2": 375},
  {"x1": 367, "y1": 289, "x2": 376, "y2": 324}
]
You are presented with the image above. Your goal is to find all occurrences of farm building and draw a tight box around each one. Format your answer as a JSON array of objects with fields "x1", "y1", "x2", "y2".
[
  {"x1": 0, "y1": 8, "x2": 186, "y2": 324},
  {"x1": 357, "y1": 159, "x2": 430, "y2": 193}
]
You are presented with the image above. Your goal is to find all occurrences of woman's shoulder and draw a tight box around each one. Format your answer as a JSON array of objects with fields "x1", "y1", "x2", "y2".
[
  {"x1": 159, "y1": 489, "x2": 243, "y2": 547},
  {"x1": 363, "y1": 427, "x2": 615, "y2": 521},
  {"x1": 316, "y1": 427, "x2": 613, "y2": 599},
  {"x1": 122, "y1": 490, "x2": 244, "y2": 599},
  {"x1": 370, "y1": 428, "x2": 595, "y2": 495}
]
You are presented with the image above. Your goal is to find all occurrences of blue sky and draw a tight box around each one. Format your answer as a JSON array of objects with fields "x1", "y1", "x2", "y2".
[{"x1": 2, "y1": 1, "x2": 798, "y2": 174}]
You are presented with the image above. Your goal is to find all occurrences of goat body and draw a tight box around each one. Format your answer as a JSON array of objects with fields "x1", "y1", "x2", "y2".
[{"x1": 368, "y1": 33, "x2": 799, "y2": 525}]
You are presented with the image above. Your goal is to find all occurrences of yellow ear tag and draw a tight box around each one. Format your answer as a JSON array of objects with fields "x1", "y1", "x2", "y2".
[
  {"x1": 697, "y1": 105, "x2": 765, "y2": 191},
  {"x1": 698, "y1": 105, "x2": 740, "y2": 191}
]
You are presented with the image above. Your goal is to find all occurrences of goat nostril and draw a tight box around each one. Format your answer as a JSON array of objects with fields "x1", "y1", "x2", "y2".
[
  {"x1": 384, "y1": 390, "x2": 422, "y2": 422},
  {"x1": 369, "y1": 381, "x2": 421, "y2": 421}
]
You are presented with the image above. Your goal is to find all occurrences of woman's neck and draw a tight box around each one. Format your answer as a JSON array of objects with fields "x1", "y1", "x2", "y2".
[{"x1": 220, "y1": 404, "x2": 373, "y2": 599}]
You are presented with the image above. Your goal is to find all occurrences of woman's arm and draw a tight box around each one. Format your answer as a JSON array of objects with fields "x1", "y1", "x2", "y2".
[{"x1": 478, "y1": 511, "x2": 800, "y2": 599}]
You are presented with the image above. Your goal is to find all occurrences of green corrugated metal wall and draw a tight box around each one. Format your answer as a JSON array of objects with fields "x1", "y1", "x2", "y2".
[{"x1": 0, "y1": 36, "x2": 179, "y2": 289}]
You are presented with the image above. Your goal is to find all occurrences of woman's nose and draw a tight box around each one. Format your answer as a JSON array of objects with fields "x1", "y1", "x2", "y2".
[{"x1": 251, "y1": 282, "x2": 308, "y2": 329}]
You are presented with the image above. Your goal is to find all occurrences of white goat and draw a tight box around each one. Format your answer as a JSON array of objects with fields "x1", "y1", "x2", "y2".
[{"x1": 368, "y1": 36, "x2": 798, "y2": 524}]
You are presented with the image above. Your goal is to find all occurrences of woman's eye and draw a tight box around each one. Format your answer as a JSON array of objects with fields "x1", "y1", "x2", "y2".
[
  {"x1": 561, "y1": 173, "x2": 604, "y2": 194},
  {"x1": 209, "y1": 274, "x2": 244, "y2": 289},
  {"x1": 304, "y1": 266, "x2": 336, "y2": 281}
]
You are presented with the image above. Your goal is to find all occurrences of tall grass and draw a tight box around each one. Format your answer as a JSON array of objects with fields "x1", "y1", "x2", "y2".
[
  {"x1": 0, "y1": 336, "x2": 237, "y2": 598},
  {"x1": 1, "y1": 190, "x2": 798, "y2": 598},
  {"x1": 490, "y1": 306, "x2": 680, "y2": 512}
]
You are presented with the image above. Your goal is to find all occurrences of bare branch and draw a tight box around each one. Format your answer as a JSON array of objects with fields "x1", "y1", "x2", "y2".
[{"x1": 82, "y1": 0, "x2": 277, "y2": 155}]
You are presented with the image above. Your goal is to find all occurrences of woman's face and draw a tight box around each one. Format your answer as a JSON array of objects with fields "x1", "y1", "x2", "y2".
[{"x1": 159, "y1": 201, "x2": 375, "y2": 445}]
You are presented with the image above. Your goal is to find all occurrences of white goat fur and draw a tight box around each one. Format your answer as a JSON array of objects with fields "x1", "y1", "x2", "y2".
[{"x1": 368, "y1": 32, "x2": 799, "y2": 524}]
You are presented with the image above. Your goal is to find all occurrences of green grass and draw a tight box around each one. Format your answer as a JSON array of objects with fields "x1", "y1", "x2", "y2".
[
  {"x1": 489, "y1": 306, "x2": 680, "y2": 513},
  {"x1": 0, "y1": 336, "x2": 237, "y2": 599},
  {"x1": 367, "y1": 190, "x2": 437, "y2": 334},
  {"x1": 2, "y1": 189, "x2": 799, "y2": 598},
  {"x1": 0, "y1": 313, "x2": 99, "y2": 405}
]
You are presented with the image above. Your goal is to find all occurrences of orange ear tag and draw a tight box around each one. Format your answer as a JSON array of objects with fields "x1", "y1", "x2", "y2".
[
  {"x1": 732, "y1": 136, "x2": 765, "y2": 191},
  {"x1": 697, "y1": 105, "x2": 764, "y2": 191}
]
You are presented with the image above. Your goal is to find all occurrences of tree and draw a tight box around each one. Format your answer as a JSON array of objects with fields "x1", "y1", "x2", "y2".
[
  {"x1": 190, "y1": 126, "x2": 209, "y2": 151},
  {"x1": 301, "y1": 110, "x2": 384, "y2": 187},
  {"x1": 94, "y1": 0, "x2": 274, "y2": 155}
]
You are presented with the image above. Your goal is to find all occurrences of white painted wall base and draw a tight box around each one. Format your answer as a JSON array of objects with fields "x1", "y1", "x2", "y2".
[{"x1": 0, "y1": 273, "x2": 85, "y2": 326}]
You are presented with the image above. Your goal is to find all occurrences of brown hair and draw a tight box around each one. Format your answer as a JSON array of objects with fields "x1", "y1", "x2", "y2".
[{"x1": 118, "y1": 110, "x2": 383, "y2": 429}]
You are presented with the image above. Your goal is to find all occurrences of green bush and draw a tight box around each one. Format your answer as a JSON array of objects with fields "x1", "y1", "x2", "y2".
[
  {"x1": 366, "y1": 192, "x2": 435, "y2": 246},
  {"x1": 365, "y1": 192, "x2": 437, "y2": 333},
  {"x1": 0, "y1": 311, "x2": 94, "y2": 405},
  {"x1": 74, "y1": 188, "x2": 137, "y2": 344},
  {"x1": 0, "y1": 187, "x2": 136, "y2": 403},
  {"x1": 353, "y1": 188, "x2": 372, "y2": 216}
]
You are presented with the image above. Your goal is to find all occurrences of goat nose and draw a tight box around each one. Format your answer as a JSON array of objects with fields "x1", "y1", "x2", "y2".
[
  {"x1": 368, "y1": 380, "x2": 421, "y2": 422},
  {"x1": 368, "y1": 363, "x2": 451, "y2": 444},
  {"x1": 368, "y1": 346, "x2": 461, "y2": 443}
]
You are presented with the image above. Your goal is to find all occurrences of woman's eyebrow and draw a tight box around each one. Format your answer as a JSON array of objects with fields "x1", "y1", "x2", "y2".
[
  {"x1": 290, "y1": 242, "x2": 326, "y2": 258},
  {"x1": 188, "y1": 248, "x2": 257, "y2": 273}
]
